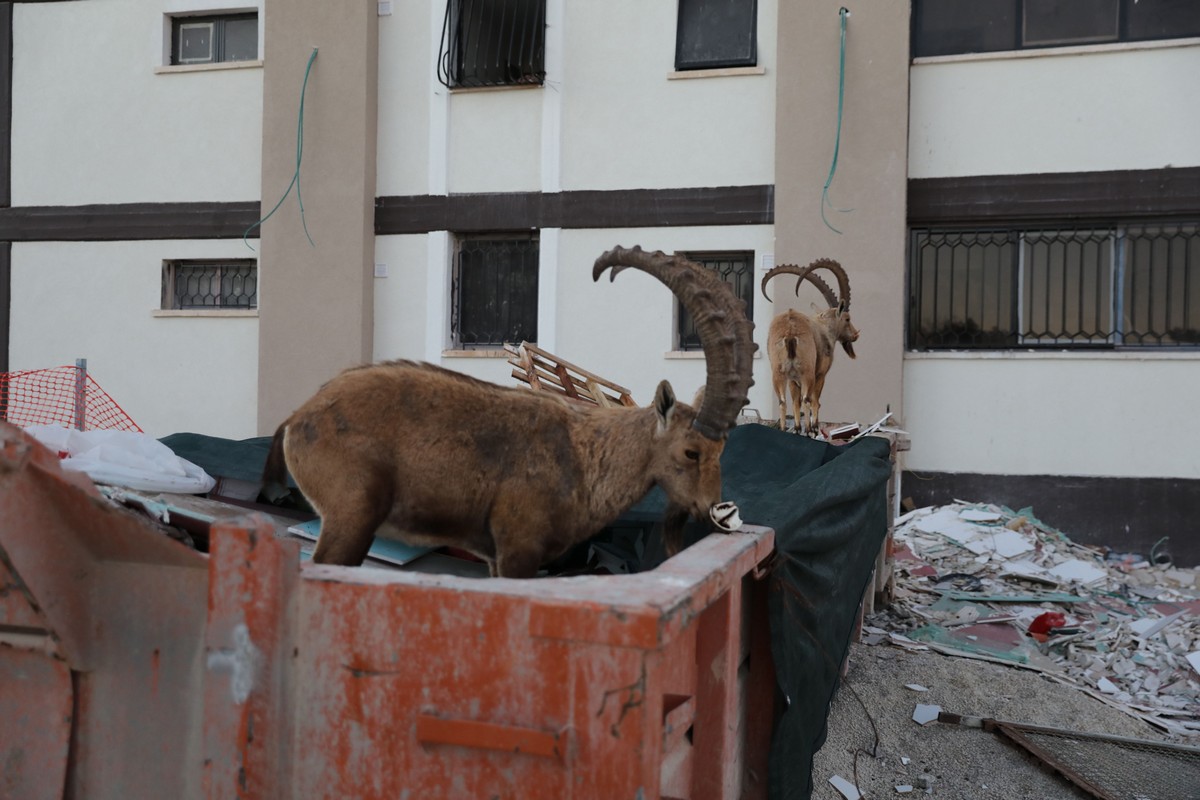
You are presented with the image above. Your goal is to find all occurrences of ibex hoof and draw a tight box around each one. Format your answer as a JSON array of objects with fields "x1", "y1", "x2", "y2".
[{"x1": 710, "y1": 501, "x2": 742, "y2": 532}]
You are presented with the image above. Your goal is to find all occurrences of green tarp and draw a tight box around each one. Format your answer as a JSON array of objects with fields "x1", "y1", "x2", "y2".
[{"x1": 162, "y1": 422, "x2": 892, "y2": 799}]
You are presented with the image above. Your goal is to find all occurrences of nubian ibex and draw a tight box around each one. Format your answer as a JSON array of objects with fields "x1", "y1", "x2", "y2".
[
  {"x1": 761, "y1": 258, "x2": 859, "y2": 436},
  {"x1": 262, "y1": 247, "x2": 757, "y2": 578}
]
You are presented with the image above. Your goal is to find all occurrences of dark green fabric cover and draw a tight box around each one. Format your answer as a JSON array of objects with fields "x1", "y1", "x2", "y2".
[{"x1": 159, "y1": 432, "x2": 293, "y2": 486}]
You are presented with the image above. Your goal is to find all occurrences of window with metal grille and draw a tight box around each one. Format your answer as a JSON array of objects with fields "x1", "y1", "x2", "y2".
[
  {"x1": 162, "y1": 260, "x2": 258, "y2": 310},
  {"x1": 170, "y1": 12, "x2": 258, "y2": 65},
  {"x1": 451, "y1": 235, "x2": 539, "y2": 349},
  {"x1": 676, "y1": 0, "x2": 758, "y2": 71},
  {"x1": 907, "y1": 223, "x2": 1200, "y2": 349},
  {"x1": 912, "y1": 0, "x2": 1200, "y2": 58},
  {"x1": 437, "y1": 0, "x2": 545, "y2": 89},
  {"x1": 677, "y1": 252, "x2": 754, "y2": 351}
]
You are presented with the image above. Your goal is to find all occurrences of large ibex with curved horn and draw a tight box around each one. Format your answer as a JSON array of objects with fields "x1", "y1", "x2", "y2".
[
  {"x1": 261, "y1": 247, "x2": 757, "y2": 577},
  {"x1": 760, "y1": 258, "x2": 859, "y2": 436}
]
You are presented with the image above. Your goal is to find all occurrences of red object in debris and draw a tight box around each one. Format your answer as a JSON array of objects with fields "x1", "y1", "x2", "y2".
[{"x1": 1028, "y1": 611, "x2": 1067, "y2": 640}]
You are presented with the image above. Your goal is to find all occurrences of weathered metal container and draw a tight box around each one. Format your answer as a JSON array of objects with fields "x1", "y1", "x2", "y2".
[{"x1": 0, "y1": 423, "x2": 775, "y2": 799}]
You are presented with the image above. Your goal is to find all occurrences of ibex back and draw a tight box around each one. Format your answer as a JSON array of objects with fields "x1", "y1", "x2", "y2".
[{"x1": 262, "y1": 247, "x2": 756, "y2": 578}]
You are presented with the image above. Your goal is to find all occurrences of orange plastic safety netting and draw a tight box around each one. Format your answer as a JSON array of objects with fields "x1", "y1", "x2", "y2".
[{"x1": 0, "y1": 365, "x2": 142, "y2": 432}]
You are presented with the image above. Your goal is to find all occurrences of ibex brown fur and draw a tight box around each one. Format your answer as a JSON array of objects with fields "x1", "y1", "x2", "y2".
[
  {"x1": 261, "y1": 247, "x2": 756, "y2": 578},
  {"x1": 761, "y1": 258, "x2": 859, "y2": 436}
]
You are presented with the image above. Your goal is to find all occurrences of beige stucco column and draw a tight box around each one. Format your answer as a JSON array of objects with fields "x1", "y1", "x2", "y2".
[
  {"x1": 774, "y1": 2, "x2": 910, "y2": 425},
  {"x1": 257, "y1": 2, "x2": 379, "y2": 434}
]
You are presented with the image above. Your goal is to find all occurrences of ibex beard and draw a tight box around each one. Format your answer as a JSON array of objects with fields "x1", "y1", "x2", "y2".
[{"x1": 262, "y1": 246, "x2": 757, "y2": 579}]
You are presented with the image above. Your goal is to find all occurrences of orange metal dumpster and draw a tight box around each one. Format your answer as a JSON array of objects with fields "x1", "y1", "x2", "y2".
[{"x1": 0, "y1": 422, "x2": 776, "y2": 799}]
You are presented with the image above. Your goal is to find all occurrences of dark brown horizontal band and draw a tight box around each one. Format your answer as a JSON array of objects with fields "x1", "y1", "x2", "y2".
[
  {"x1": 0, "y1": 201, "x2": 263, "y2": 242},
  {"x1": 908, "y1": 166, "x2": 1200, "y2": 225}
]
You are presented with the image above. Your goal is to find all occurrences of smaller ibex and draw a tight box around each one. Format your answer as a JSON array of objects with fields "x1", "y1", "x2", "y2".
[{"x1": 760, "y1": 258, "x2": 859, "y2": 436}]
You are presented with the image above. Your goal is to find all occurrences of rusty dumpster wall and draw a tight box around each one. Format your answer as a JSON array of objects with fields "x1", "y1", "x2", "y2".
[{"x1": 1, "y1": 423, "x2": 776, "y2": 800}]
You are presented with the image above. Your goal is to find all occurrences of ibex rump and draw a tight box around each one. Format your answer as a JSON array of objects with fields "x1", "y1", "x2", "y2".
[
  {"x1": 761, "y1": 258, "x2": 859, "y2": 436},
  {"x1": 262, "y1": 247, "x2": 756, "y2": 578}
]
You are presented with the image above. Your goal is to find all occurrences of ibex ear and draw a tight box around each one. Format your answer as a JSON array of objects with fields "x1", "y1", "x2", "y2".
[
  {"x1": 691, "y1": 385, "x2": 706, "y2": 409},
  {"x1": 654, "y1": 380, "x2": 677, "y2": 432}
]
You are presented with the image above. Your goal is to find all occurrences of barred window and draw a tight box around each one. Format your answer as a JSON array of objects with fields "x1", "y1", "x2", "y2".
[
  {"x1": 677, "y1": 252, "x2": 754, "y2": 351},
  {"x1": 908, "y1": 223, "x2": 1200, "y2": 349},
  {"x1": 912, "y1": 0, "x2": 1200, "y2": 58},
  {"x1": 452, "y1": 234, "x2": 539, "y2": 349},
  {"x1": 170, "y1": 13, "x2": 258, "y2": 65},
  {"x1": 676, "y1": 0, "x2": 758, "y2": 71},
  {"x1": 162, "y1": 260, "x2": 257, "y2": 310},
  {"x1": 437, "y1": 0, "x2": 545, "y2": 89}
]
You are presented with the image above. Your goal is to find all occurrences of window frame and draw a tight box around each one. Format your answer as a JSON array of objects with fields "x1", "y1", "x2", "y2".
[
  {"x1": 450, "y1": 233, "x2": 540, "y2": 351},
  {"x1": 911, "y1": 0, "x2": 1200, "y2": 59},
  {"x1": 161, "y1": 259, "x2": 258, "y2": 311},
  {"x1": 675, "y1": 0, "x2": 759, "y2": 72},
  {"x1": 675, "y1": 250, "x2": 755, "y2": 352},
  {"x1": 437, "y1": 0, "x2": 547, "y2": 89},
  {"x1": 906, "y1": 221, "x2": 1200, "y2": 351},
  {"x1": 169, "y1": 12, "x2": 259, "y2": 66}
]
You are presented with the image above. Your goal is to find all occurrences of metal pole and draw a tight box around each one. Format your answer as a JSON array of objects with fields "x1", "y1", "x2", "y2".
[{"x1": 74, "y1": 357, "x2": 86, "y2": 430}]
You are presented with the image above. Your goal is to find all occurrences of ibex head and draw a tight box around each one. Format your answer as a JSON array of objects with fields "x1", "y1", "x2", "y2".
[
  {"x1": 595, "y1": 246, "x2": 756, "y2": 542},
  {"x1": 761, "y1": 257, "x2": 859, "y2": 358}
]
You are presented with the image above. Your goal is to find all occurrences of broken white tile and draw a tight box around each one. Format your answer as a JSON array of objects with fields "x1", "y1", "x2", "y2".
[
  {"x1": 895, "y1": 786, "x2": 914, "y2": 794},
  {"x1": 901, "y1": 756, "x2": 911, "y2": 765},
  {"x1": 1097, "y1": 677, "x2": 1119, "y2": 694},
  {"x1": 1048, "y1": 559, "x2": 1108, "y2": 585},
  {"x1": 905, "y1": 683, "x2": 930, "y2": 692},
  {"x1": 1186, "y1": 651, "x2": 1200, "y2": 676},
  {"x1": 912, "y1": 704, "x2": 941, "y2": 725},
  {"x1": 828, "y1": 774, "x2": 862, "y2": 800},
  {"x1": 960, "y1": 508, "x2": 1003, "y2": 522},
  {"x1": 914, "y1": 507, "x2": 986, "y2": 543},
  {"x1": 960, "y1": 529, "x2": 1035, "y2": 558},
  {"x1": 1131, "y1": 609, "x2": 1189, "y2": 639}
]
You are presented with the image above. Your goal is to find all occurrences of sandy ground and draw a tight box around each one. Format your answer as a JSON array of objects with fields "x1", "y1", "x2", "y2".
[{"x1": 809, "y1": 642, "x2": 1175, "y2": 800}]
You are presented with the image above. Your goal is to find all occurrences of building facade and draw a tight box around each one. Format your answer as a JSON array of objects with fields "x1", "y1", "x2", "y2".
[{"x1": 3, "y1": 1, "x2": 1197, "y2": 556}]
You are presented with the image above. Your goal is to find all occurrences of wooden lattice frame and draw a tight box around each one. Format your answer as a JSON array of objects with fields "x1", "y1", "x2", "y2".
[{"x1": 504, "y1": 342, "x2": 637, "y2": 408}]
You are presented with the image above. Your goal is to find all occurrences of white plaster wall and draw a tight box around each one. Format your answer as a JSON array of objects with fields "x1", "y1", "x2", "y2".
[
  {"x1": 903, "y1": 354, "x2": 1200, "y2": 479},
  {"x1": 12, "y1": 0, "x2": 263, "y2": 205},
  {"x1": 447, "y1": 89, "x2": 543, "y2": 193},
  {"x1": 376, "y1": 3, "x2": 436, "y2": 196},
  {"x1": 909, "y1": 42, "x2": 1200, "y2": 178},
  {"x1": 372, "y1": 234, "x2": 432, "y2": 361},
  {"x1": 10, "y1": 242, "x2": 259, "y2": 440},
  {"x1": 562, "y1": 0, "x2": 776, "y2": 191}
]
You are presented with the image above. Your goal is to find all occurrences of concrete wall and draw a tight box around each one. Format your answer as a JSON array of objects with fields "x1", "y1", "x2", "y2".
[
  {"x1": 9, "y1": 241, "x2": 258, "y2": 439},
  {"x1": 905, "y1": 41, "x2": 1200, "y2": 480},
  {"x1": 773, "y1": 2, "x2": 911, "y2": 427}
]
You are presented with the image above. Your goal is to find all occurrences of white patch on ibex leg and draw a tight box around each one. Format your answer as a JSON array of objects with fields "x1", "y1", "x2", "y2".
[
  {"x1": 206, "y1": 623, "x2": 262, "y2": 705},
  {"x1": 710, "y1": 501, "x2": 742, "y2": 531}
]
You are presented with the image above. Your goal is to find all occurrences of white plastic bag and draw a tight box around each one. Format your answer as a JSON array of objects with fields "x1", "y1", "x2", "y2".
[{"x1": 23, "y1": 425, "x2": 216, "y2": 494}]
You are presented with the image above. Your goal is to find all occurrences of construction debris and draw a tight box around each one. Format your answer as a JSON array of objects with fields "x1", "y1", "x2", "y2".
[{"x1": 867, "y1": 502, "x2": 1200, "y2": 737}]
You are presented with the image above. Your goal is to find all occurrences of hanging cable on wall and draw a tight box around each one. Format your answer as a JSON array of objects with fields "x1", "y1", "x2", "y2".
[
  {"x1": 244, "y1": 47, "x2": 319, "y2": 250},
  {"x1": 821, "y1": 8, "x2": 852, "y2": 234}
]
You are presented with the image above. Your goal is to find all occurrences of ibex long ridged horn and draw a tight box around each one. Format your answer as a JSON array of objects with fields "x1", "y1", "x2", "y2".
[
  {"x1": 594, "y1": 246, "x2": 756, "y2": 440},
  {"x1": 760, "y1": 258, "x2": 848, "y2": 309}
]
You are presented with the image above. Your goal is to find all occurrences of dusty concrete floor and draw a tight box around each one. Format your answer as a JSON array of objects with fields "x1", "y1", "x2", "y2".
[{"x1": 810, "y1": 642, "x2": 1175, "y2": 800}]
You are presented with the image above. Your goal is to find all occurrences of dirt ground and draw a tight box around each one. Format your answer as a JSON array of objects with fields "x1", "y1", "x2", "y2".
[{"x1": 809, "y1": 642, "x2": 1176, "y2": 800}]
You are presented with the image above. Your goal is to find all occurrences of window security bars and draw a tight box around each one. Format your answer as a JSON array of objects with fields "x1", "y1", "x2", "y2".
[
  {"x1": 908, "y1": 223, "x2": 1200, "y2": 349},
  {"x1": 678, "y1": 252, "x2": 754, "y2": 351},
  {"x1": 171, "y1": 13, "x2": 258, "y2": 65},
  {"x1": 437, "y1": 0, "x2": 545, "y2": 88},
  {"x1": 163, "y1": 260, "x2": 257, "y2": 310},
  {"x1": 452, "y1": 236, "x2": 539, "y2": 349},
  {"x1": 912, "y1": 0, "x2": 1200, "y2": 58}
]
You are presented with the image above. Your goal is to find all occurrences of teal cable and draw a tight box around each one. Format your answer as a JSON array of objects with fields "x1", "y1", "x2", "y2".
[
  {"x1": 821, "y1": 8, "x2": 852, "y2": 234},
  {"x1": 244, "y1": 47, "x2": 319, "y2": 250}
]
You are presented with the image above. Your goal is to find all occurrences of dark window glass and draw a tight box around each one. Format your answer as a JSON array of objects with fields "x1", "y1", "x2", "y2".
[
  {"x1": 171, "y1": 14, "x2": 258, "y2": 65},
  {"x1": 438, "y1": 0, "x2": 546, "y2": 88},
  {"x1": 163, "y1": 260, "x2": 257, "y2": 310},
  {"x1": 907, "y1": 223, "x2": 1200, "y2": 349},
  {"x1": 453, "y1": 236, "x2": 539, "y2": 348},
  {"x1": 913, "y1": 0, "x2": 1200, "y2": 57},
  {"x1": 678, "y1": 252, "x2": 754, "y2": 351},
  {"x1": 676, "y1": 0, "x2": 758, "y2": 71}
]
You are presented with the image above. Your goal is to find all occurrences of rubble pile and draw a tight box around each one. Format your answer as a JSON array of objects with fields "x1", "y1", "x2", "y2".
[{"x1": 864, "y1": 502, "x2": 1200, "y2": 737}]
